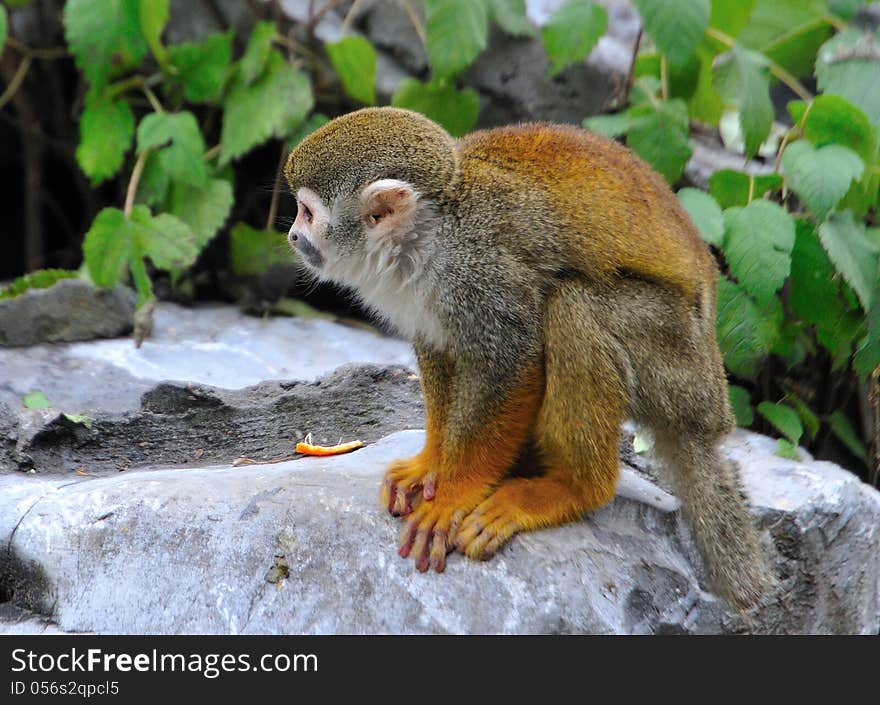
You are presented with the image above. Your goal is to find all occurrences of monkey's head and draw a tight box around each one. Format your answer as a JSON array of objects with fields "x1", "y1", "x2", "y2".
[{"x1": 283, "y1": 108, "x2": 459, "y2": 287}]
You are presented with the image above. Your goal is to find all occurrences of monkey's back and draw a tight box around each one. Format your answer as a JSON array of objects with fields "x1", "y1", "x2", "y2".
[{"x1": 457, "y1": 124, "x2": 715, "y2": 304}]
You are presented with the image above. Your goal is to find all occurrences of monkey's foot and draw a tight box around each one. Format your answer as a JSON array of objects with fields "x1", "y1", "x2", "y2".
[
  {"x1": 397, "y1": 482, "x2": 493, "y2": 573},
  {"x1": 454, "y1": 471, "x2": 608, "y2": 560},
  {"x1": 380, "y1": 455, "x2": 438, "y2": 517}
]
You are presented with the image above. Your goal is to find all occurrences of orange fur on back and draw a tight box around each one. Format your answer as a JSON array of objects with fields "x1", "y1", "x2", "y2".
[{"x1": 458, "y1": 124, "x2": 714, "y2": 303}]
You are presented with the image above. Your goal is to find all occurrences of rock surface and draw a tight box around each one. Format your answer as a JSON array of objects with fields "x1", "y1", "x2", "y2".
[
  {"x1": 1, "y1": 429, "x2": 878, "y2": 635},
  {"x1": 0, "y1": 280, "x2": 135, "y2": 347},
  {"x1": 0, "y1": 302, "x2": 418, "y2": 473}
]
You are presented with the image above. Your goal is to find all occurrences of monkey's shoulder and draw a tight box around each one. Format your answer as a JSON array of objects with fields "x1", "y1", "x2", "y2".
[{"x1": 457, "y1": 122, "x2": 647, "y2": 181}]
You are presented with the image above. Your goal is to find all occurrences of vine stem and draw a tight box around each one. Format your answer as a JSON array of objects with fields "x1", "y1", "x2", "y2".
[
  {"x1": 704, "y1": 27, "x2": 814, "y2": 103},
  {"x1": 0, "y1": 56, "x2": 31, "y2": 111},
  {"x1": 124, "y1": 149, "x2": 150, "y2": 217},
  {"x1": 141, "y1": 84, "x2": 165, "y2": 113}
]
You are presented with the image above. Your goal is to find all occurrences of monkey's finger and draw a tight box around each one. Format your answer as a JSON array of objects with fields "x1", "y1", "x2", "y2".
[{"x1": 381, "y1": 477, "x2": 396, "y2": 513}]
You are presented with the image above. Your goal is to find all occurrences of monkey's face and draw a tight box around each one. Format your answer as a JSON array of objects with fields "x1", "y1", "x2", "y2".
[
  {"x1": 288, "y1": 187, "x2": 331, "y2": 271},
  {"x1": 288, "y1": 179, "x2": 427, "y2": 290}
]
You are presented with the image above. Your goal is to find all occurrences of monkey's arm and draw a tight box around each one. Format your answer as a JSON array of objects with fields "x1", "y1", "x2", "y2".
[
  {"x1": 395, "y1": 289, "x2": 545, "y2": 572},
  {"x1": 381, "y1": 339, "x2": 454, "y2": 515}
]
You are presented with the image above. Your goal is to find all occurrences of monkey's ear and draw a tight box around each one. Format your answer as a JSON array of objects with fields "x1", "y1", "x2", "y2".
[{"x1": 360, "y1": 179, "x2": 418, "y2": 233}]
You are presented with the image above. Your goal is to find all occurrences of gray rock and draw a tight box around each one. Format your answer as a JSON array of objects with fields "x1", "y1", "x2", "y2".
[
  {"x1": 0, "y1": 280, "x2": 135, "y2": 347},
  {"x1": 1, "y1": 429, "x2": 878, "y2": 634},
  {"x1": 0, "y1": 302, "x2": 418, "y2": 474}
]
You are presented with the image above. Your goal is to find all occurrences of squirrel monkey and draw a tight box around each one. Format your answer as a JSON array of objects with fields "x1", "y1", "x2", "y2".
[{"x1": 284, "y1": 107, "x2": 776, "y2": 608}]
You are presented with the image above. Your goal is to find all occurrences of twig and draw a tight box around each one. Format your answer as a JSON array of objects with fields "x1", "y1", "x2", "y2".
[
  {"x1": 340, "y1": 0, "x2": 368, "y2": 35},
  {"x1": 401, "y1": 0, "x2": 426, "y2": 44},
  {"x1": 124, "y1": 150, "x2": 150, "y2": 217},
  {"x1": 266, "y1": 144, "x2": 287, "y2": 231},
  {"x1": 7, "y1": 37, "x2": 68, "y2": 60},
  {"x1": 0, "y1": 56, "x2": 32, "y2": 111},
  {"x1": 141, "y1": 83, "x2": 164, "y2": 113},
  {"x1": 624, "y1": 28, "x2": 643, "y2": 105}
]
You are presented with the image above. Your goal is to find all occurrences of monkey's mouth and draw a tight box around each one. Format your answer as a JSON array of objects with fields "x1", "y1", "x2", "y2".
[{"x1": 289, "y1": 231, "x2": 325, "y2": 269}]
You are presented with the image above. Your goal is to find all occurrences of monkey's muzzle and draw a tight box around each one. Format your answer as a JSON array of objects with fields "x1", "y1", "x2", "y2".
[{"x1": 288, "y1": 229, "x2": 325, "y2": 269}]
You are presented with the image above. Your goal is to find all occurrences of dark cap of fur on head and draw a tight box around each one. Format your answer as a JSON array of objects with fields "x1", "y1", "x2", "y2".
[{"x1": 284, "y1": 107, "x2": 461, "y2": 202}]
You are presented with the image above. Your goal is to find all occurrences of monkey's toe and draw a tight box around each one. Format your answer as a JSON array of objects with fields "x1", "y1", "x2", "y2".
[
  {"x1": 381, "y1": 457, "x2": 437, "y2": 516},
  {"x1": 455, "y1": 502, "x2": 522, "y2": 560},
  {"x1": 397, "y1": 501, "x2": 468, "y2": 573}
]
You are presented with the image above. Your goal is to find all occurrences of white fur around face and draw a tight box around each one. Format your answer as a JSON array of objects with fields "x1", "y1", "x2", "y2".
[{"x1": 321, "y1": 181, "x2": 447, "y2": 348}]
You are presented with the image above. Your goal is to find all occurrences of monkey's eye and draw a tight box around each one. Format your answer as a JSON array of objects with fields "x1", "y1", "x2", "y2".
[{"x1": 300, "y1": 203, "x2": 313, "y2": 224}]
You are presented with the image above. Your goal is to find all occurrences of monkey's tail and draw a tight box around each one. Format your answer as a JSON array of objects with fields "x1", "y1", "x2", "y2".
[{"x1": 653, "y1": 433, "x2": 777, "y2": 610}]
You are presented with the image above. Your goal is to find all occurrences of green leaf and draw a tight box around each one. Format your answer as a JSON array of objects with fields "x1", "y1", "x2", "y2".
[
  {"x1": 424, "y1": 0, "x2": 488, "y2": 79},
  {"x1": 128, "y1": 252, "x2": 154, "y2": 308},
  {"x1": 854, "y1": 281, "x2": 880, "y2": 377},
  {"x1": 286, "y1": 113, "x2": 330, "y2": 151},
  {"x1": 789, "y1": 220, "x2": 859, "y2": 360},
  {"x1": 757, "y1": 401, "x2": 803, "y2": 445},
  {"x1": 782, "y1": 141, "x2": 864, "y2": 220},
  {"x1": 220, "y1": 51, "x2": 314, "y2": 165},
  {"x1": 63, "y1": 0, "x2": 147, "y2": 86},
  {"x1": 0, "y1": 269, "x2": 80, "y2": 300},
  {"x1": 240, "y1": 20, "x2": 276, "y2": 85},
  {"x1": 63, "y1": 413, "x2": 93, "y2": 428},
  {"x1": 167, "y1": 31, "x2": 233, "y2": 103},
  {"x1": 816, "y1": 29, "x2": 880, "y2": 129},
  {"x1": 708, "y1": 169, "x2": 782, "y2": 208},
  {"x1": 83, "y1": 207, "x2": 136, "y2": 288},
  {"x1": 137, "y1": 111, "x2": 208, "y2": 187},
  {"x1": 818, "y1": 210, "x2": 880, "y2": 311},
  {"x1": 632, "y1": 0, "x2": 710, "y2": 66},
  {"x1": 688, "y1": 44, "x2": 724, "y2": 124},
  {"x1": 326, "y1": 37, "x2": 377, "y2": 105},
  {"x1": 582, "y1": 111, "x2": 633, "y2": 139},
  {"x1": 784, "y1": 393, "x2": 821, "y2": 440},
  {"x1": 0, "y1": 5, "x2": 7, "y2": 55},
  {"x1": 139, "y1": 0, "x2": 168, "y2": 66},
  {"x1": 23, "y1": 391, "x2": 52, "y2": 410},
  {"x1": 677, "y1": 187, "x2": 724, "y2": 245},
  {"x1": 75, "y1": 86, "x2": 135, "y2": 186},
  {"x1": 791, "y1": 95, "x2": 876, "y2": 162},
  {"x1": 775, "y1": 438, "x2": 801, "y2": 460},
  {"x1": 136, "y1": 152, "x2": 170, "y2": 207},
  {"x1": 168, "y1": 178, "x2": 234, "y2": 248},
  {"x1": 716, "y1": 276, "x2": 781, "y2": 380},
  {"x1": 709, "y1": 0, "x2": 756, "y2": 39},
  {"x1": 541, "y1": 0, "x2": 608, "y2": 76},
  {"x1": 129, "y1": 206, "x2": 199, "y2": 271},
  {"x1": 488, "y1": 0, "x2": 535, "y2": 37},
  {"x1": 392, "y1": 79, "x2": 480, "y2": 137},
  {"x1": 230, "y1": 223, "x2": 292, "y2": 275},
  {"x1": 627, "y1": 98, "x2": 692, "y2": 183},
  {"x1": 722, "y1": 200, "x2": 795, "y2": 306},
  {"x1": 728, "y1": 384, "x2": 754, "y2": 426},
  {"x1": 737, "y1": 0, "x2": 831, "y2": 78},
  {"x1": 827, "y1": 409, "x2": 869, "y2": 463},
  {"x1": 713, "y1": 45, "x2": 773, "y2": 158}
]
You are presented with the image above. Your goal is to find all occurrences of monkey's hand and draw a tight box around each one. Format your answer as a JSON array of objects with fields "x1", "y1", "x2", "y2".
[
  {"x1": 396, "y1": 477, "x2": 494, "y2": 572},
  {"x1": 380, "y1": 454, "x2": 438, "y2": 517}
]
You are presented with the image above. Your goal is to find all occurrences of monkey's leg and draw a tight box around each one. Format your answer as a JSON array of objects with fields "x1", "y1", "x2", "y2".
[
  {"x1": 455, "y1": 281, "x2": 626, "y2": 559},
  {"x1": 381, "y1": 340, "x2": 453, "y2": 516},
  {"x1": 397, "y1": 362, "x2": 544, "y2": 573}
]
